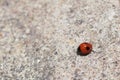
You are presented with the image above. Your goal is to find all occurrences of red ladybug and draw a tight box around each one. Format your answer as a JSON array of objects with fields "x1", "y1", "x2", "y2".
[{"x1": 77, "y1": 42, "x2": 92, "y2": 56}]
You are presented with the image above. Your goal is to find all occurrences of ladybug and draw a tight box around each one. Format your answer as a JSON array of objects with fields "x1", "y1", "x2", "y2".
[{"x1": 77, "y1": 42, "x2": 92, "y2": 56}]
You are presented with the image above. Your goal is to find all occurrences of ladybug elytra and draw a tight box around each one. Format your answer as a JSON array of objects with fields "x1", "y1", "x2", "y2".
[{"x1": 77, "y1": 42, "x2": 92, "y2": 56}]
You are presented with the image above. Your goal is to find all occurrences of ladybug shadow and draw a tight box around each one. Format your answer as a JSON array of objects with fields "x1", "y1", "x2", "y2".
[{"x1": 77, "y1": 46, "x2": 89, "y2": 56}]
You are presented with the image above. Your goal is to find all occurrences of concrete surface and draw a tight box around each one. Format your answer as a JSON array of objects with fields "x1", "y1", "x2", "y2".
[{"x1": 0, "y1": 0, "x2": 120, "y2": 80}]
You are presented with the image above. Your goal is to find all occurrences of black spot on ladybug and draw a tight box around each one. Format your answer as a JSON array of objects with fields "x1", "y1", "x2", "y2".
[{"x1": 86, "y1": 47, "x2": 90, "y2": 50}]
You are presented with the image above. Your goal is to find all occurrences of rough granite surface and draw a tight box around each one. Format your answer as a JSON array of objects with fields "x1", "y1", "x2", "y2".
[{"x1": 0, "y1": 0, "x2": 120, "y2": 80}]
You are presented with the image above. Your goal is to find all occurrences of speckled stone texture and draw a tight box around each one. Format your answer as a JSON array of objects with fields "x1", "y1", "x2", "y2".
[{"x1": 0, "y1": 0, "x2": 120, "y2": 80}]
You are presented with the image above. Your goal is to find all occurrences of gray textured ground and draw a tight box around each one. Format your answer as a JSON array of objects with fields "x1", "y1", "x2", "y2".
[{"x1": 0, "y1": 0, "x2": 120, "y2": 80}]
